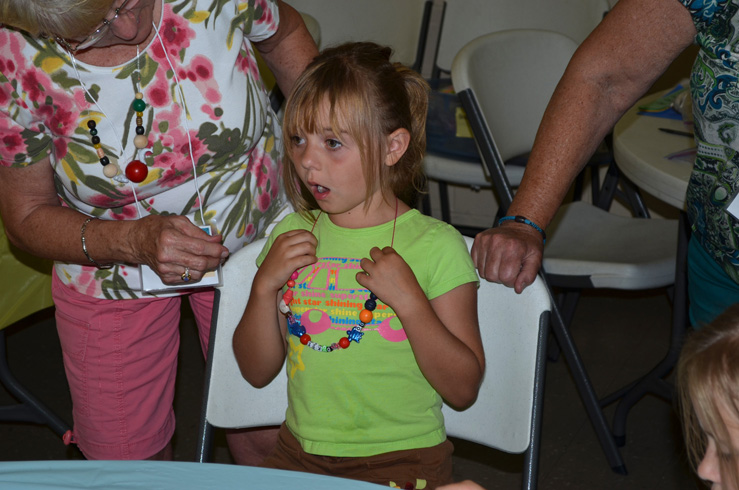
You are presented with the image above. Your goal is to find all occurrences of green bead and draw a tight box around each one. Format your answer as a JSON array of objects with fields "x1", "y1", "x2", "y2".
[
  {"x1": 132, "y1": 99, "x2": 146, "y2": 112},
  {"x1": 89, "y1": 128, "x2": 98, "y2": 136}
]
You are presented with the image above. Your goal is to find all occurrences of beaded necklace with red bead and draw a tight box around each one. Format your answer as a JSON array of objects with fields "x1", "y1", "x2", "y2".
[
  {"x1": 64, "y1": 23, "x2": 209, "y2": 228},
  {"x1": 279, "y1": 198, "x2": 399, "y2": 353}
]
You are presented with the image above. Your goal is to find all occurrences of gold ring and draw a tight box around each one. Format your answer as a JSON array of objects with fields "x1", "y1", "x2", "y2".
[{"x1": 181, "y1": 267, "x2": 191, "y2": 282}]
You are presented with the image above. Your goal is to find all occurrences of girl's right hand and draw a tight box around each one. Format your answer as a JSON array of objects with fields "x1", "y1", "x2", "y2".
[{"x1": 254, "y1": 229, "x2": 318, "y2": 294}]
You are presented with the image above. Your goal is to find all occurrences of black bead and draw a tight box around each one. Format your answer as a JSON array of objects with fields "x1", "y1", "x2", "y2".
[
  {"x1": 87, "y1": 120, "x2": 96, "y2": 129},
  {"x1": 100, "y1": 156, "x2": 110, "y2": 165},
  {"x1": 91, "y1": 135, "x2": 100, "y2": 144},
  {"x1": 364, "y1": 299, "x2": 377, "y2": 311},
  {"x1": 135, "y1": 125, "x2": 145, "y2": 135}
]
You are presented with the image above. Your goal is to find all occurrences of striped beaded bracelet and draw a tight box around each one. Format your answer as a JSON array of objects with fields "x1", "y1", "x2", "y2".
[{"x1": 497, "y1": 215, "x2": 546, "y2": 244}]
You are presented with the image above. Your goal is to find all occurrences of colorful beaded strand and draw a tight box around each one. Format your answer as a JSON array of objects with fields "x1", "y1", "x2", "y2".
[{"x1": 279, "y1": 198, "x2": 397, "y2": 353}]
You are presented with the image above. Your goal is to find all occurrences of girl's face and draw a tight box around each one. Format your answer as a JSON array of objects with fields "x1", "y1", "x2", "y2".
[
  {"x1": 698, "y1": 401, "x2": 739, "y2": 489},
  {"x1": 289, "y1": 99, "x2": 396, "y2": 229}
]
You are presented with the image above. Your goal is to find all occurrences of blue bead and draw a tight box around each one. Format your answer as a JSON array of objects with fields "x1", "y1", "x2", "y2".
[{"x1": 364, "y1": 299, "x2": 376, "y2": 310}]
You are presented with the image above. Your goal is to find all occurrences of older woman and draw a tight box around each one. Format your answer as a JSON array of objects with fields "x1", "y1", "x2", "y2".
[{"x1": 0, "y1": 0, "x2": 316, "y2": 461}]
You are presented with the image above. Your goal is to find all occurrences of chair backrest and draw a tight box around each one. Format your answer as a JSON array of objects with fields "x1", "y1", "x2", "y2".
[
  {"x1": 450, "y1": 29, "x2": 579, "y2": 210},
  {"x1": 199, "y1": 235, "x2": 551, "y2": 488},
  {"x1": 286, "y1": 0, "x2": 432, "y2": 70},
  {"x1": 431, "y1": 0, "x2": 609, "y2": 76}
]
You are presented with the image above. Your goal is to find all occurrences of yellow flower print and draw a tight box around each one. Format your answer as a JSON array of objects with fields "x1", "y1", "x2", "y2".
[{"x1": 188, "y1": 11, "x2": 211, "y2": 23}]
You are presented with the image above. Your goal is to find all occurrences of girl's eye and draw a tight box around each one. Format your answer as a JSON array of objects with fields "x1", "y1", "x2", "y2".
[
  {"x1": 326, "y1": 138, "x2": 342, "y2": 150},
  {"x1": 290, "y1": 135, "x2": 305, "y2": 146}
]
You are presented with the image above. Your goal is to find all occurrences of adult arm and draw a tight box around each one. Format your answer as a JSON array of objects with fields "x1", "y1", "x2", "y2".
[
  {"x1": 0, "y1": 159, "x2": 228, "y2": 284},
  {"x1": 472, "y1": 0, "x2": 697, "y2": 292},
  {"x1": 254, "y1": 0, "x2": 318, "y2": 97}
]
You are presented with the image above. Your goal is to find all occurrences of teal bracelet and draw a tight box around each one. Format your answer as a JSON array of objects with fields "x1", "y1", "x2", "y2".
[{"x1": 497, "y1": 215, "x2": 546, "y2": 244}]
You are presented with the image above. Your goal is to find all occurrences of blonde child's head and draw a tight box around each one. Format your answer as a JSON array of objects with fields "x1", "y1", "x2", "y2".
[
  {"x1": 282, "y1": 42, "x2": 429, "y2": 216},
  {"x1": 678, "y1": 304, "x2": 739, "y2": 489}
]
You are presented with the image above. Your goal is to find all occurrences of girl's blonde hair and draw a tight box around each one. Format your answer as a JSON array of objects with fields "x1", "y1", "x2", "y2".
[
  {"x1": 0, "y1": 0, "x2": 111, "y2": 39},
  {"x1": 282, "y1": 42, "x2": 429, "y2": 216},
  {"x1": 677, "y1": 304, "x2": 739, "y2": 488}
]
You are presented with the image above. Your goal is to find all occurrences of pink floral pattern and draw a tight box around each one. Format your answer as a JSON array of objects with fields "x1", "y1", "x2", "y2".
[{"x1": 0, "y1": 0, "x2": 289, "y2": 299}]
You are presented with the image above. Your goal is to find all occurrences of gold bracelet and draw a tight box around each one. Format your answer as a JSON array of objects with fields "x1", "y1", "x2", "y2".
[{"x1": 80, "y1": 217, "x2": 113, "y2": 269}]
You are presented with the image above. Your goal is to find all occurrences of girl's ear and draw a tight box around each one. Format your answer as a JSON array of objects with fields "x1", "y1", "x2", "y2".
[{"x1": 384, "y1": 128, "x2": 411, "y2": 167}]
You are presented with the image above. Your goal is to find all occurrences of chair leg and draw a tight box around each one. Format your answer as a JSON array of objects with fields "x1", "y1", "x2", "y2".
[
  {"x1": 0, "y1": 329, "x2": 71, "y2": 438},
  {"x1": 608, "y1": 212, "x2": 690, "y2": 446},
  {"x1": 542, "y1": 277, "x2": 627, "y2": 475},
  {"x1": 439, "y1": 181, "x2": 451, "y2": 224}
]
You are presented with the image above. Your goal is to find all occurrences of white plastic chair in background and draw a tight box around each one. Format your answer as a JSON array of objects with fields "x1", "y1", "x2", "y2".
[
  {"x1": 422, "y1": 0, "x2": 612, "y2": 228},
  {"x1": 450, "y1": 29, "x2": 686, "y2": 475},
  {"x1": 196, "y1": 236, "x2": 551, "y2": 490}
]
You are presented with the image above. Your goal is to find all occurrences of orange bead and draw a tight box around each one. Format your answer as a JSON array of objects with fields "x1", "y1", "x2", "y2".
[
  {"x1": 359, "y1": 309, "x2": 373, "y2": 324},
  {"x1": 287, "y1": 279, "x2": 295, "y2": 288}
]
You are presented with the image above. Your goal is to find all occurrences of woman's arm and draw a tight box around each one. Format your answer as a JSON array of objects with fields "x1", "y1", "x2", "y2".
[
  {"x1": 0, "y1": 159, "x2": 228, "y2": 284},
  {"x1": 358, "y1": 248, "x2": 484, "y2": 410},
  {"x1": 233, "y1": 229, "x2": 317, "y2": 387},
  {"x1": 254, "y1": 0, "x2": 319, "y2": 97},
  {"x1": 471, "y1": 0, "x2": 697, "y2": 292}
]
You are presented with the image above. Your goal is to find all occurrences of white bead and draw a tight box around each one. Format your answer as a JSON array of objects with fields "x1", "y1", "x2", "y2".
[
  {"x1": 133, "y1": 134, "x2": 148, "y2": 149},
  {"x1": 103, "y1": 163, "x2": 119, "y2": 178},
  {"x1": 279, "y1": 300, "x2": 291, "y2": 314}
]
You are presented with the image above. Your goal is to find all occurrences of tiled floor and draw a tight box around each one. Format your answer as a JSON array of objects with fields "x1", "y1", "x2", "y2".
[{"x1": 0, "y1": 287, "x2": 702, "y2": 489}]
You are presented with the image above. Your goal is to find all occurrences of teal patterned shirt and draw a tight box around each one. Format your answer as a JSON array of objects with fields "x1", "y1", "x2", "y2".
[{"x1": 681, "y1": 0, "x2": 739, "y2": 282}]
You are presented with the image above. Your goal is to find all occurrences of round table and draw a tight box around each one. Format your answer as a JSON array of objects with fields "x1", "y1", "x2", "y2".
[
  {"x1": 613, "y1": 90, "x2": 694, "y2": 209},
  {"x1": 0, "y1": 460, "x2": 386, "y2": 489}
]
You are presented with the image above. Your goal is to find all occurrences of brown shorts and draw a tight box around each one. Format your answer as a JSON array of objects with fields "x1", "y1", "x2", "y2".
[{"x1": 260, "y1": 423, "x2": 454, "y2": 489}]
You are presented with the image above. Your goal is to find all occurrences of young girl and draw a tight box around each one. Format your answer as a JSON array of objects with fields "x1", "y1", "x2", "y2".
[
  {"x1": 232, "y1": 42, "x2": 484, "y2": 489},
  {"x1": 678, "y1": 303, "x2": 739, "y2": 489}
]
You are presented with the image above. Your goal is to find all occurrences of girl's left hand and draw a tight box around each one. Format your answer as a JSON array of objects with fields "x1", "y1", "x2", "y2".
[{"x1": 356, "y1": 246, "x2": 423, "y2": 309}]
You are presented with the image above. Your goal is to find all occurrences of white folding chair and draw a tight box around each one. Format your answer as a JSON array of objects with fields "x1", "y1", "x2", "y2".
[
  {"x1": 451, "y1": 29, "x2": 686, "y2": 474},
  {"x1": 286, "y1": 0, "x2": 432, "y2": 71},
  {"x1": 196, "y1": 236, "x2": 551, "y2": 490},
  {"x1": 422, "y1": 0, "x2": 612, "y2": 228}
]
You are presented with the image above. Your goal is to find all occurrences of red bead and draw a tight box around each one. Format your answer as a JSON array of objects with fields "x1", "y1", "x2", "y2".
[
  {"x1": 283, "y1": 290, "x2": 293, "y2": 303},
  {"x1": 359, "y1": 309, "x2": 373, "y2": 323},
  {"x1": 125, "y1": 160, "x2": 148, "y2": 183},
  {"x1": 300, "y1": 334, "x2": 311, "y2": 345},
  {"x1": 287, "y1": 279, "x2": 295, "y2": 288},
  {"x1": 338, "y1": 337, "x2": 350, "y2": 349}
]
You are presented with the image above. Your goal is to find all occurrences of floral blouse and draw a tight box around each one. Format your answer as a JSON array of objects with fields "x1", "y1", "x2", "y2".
[
  {"x1": 680, "y1": 0, "x2": 739, "y2": 282},
  {"x1": 0, "y1": 0, "x2": 289, "y2": 299}
]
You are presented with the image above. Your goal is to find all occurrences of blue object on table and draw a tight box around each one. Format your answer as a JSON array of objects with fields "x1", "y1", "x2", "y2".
[
  {"x1": 637, "y1": 85, "x2": 686, "y2": 120},
  {"x1": 0, "y1": 460, "x2": 387, "y2": 489}
]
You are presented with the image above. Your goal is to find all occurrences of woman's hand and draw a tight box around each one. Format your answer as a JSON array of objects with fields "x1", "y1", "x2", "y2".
[
  {"x1": 471, "y1": 224, "x2": 544, "y2": 293},
  {"x1": 130, "y1": 215, "x2": 229, "y2": 284},
  {"x1": 253, "y1": 229, "x2": 317, "y2": 294}
]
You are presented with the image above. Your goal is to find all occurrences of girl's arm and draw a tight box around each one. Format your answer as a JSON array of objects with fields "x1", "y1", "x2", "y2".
[
  {"x1": 358, "y1": 247, "x2": 484, "y2": 410},
  {"x1": 233, "y1": 229, "x2": 317, "y2": 387}
]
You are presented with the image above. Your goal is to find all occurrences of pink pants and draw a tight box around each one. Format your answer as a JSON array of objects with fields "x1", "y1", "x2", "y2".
[{"x1": 52, "y1": 271, "x2": 214, "y2": 460}]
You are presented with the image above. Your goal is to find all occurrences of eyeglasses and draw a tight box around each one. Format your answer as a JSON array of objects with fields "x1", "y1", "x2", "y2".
[{"x1": 55, "y1": 0, "x2": 132, "y2": 53}]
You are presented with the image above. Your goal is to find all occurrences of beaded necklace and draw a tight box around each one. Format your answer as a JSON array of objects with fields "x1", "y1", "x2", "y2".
[
  {"x1": 280, "y1": 198, "x2": 399, "y2": 353},
  {"x1": 82, "y1": 45, "x2": 150, "y2": 182}
]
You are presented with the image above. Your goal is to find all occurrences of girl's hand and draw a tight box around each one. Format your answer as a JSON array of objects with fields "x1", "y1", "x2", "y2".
[
  {"x1": 131, "y1": 215, "x2": 228, "y2": 284},
  {"x1": 356, "y1": 246, "x2": 424, "y2": 310},
  {"x1": 254, "y1": 229, "x2": 318, "y2": 294}
]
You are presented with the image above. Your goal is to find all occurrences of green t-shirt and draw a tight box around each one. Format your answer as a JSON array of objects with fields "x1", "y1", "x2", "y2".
[{"x1": 258, "y1": 209, "x2": 479, "y2": 457}]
